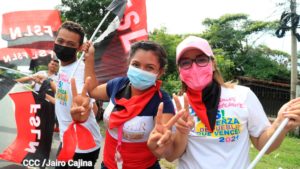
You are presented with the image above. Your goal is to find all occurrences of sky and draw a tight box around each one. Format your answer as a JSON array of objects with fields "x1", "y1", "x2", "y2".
[
  {"x1": 0, "y1": 0, "x2": 297, "y2": 54},
  {"x1": 146, "y1": 0, "x2": 297, "y2": 54},
  {"x1": 147, "y1": 0, "x2": 284, "y2": 34}
]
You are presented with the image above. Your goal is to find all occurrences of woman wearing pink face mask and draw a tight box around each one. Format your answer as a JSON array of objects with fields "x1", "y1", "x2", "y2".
[{"x1": 147, "y1": 36, "x2": 300, "y2": 169}]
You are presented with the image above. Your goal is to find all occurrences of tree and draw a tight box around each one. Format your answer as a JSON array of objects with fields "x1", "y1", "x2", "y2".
[
  {"x1": 149, "y1": 27, "x2": 184, "y2": 94},
  {"x1": 57, "y1": 0, "x2": 112, "y2": 38},
  {"x1": 200, "y1": 13, "x2": 290, "y2": 82},
  {"x1": 235, "y1": 45, "x2": 290, "y2": 82},
  {"x1": 149, "y1": 27, "x2": 184, "y2": 75}
]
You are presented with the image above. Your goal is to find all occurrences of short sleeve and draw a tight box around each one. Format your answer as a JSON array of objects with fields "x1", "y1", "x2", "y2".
[
  {"x1": 106, "y1": 77, "x2": 127, "y2": 99},
  {"x1": 161, "y1": 91, "x2": 175, "y2": 114},
  {"x1": 49, "y1": 74, "x2": 58, "y2": 85},
  {"x1": 106, "y1": 78, "x2": 115, "y2": 98},
  {"x1": 74, "y1": 63, "x2": 85, "y2": 94},
  {"x1": 246, "y1": 88, "x2": 271, "y2": 137}
]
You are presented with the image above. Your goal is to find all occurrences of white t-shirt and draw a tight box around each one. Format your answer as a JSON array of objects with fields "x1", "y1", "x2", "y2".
[
  {"x1": 103, "y1": 101, "x2": 155, "y2": 142},
  {"x1": 55, "y1": 60, "x2": 102, "y2": 153},
  {"x1": 33, "y1": 70, "x2": 58, "y2": 91},
  {"x1": 178, "y1": 85, "x2": 271, "y2": 169}
]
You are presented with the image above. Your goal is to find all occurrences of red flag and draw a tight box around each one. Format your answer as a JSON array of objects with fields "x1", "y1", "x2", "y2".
[
  {"x1": 0, "y1": 10, "x2": 61, "y2": 70},
  {"x1": 94, "y1": 0, "x2": 148, "y2": 84},
  {"x1": 0, "y1": 91, "x2": 55, "y2": 165},
  {"x1": 2, "y1": 10, "x2": 60, "y2": 46}
]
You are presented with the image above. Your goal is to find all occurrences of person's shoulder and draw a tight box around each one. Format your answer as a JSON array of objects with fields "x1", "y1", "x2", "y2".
[
  {"x1": 49, "y1": 74, "x2": 58, "y2": 80},
  {"x1": 107, "y1": 76, "x2": 128, "y2": 90},
  {"x1": 35, "y1": 70, "x2": 47, "y2": 75},
  {"x1": 160, "y1": 90, "x2": 171, "y2": 98},
  {"x1": 159, "y1": 90, "x2": 173, "y2": 102},
  {"x1": 233, "y1": 84, "x2": 250, "y2": 91},
  {"x1": 223, "y1": 84, "x2": 253, "y2": 101},
  {"x1": 222, "y1": 84, "x2": 251, "y2": 92},
  {"x1": 109, "y1": 76, "x2": 128, "y2": 85}
]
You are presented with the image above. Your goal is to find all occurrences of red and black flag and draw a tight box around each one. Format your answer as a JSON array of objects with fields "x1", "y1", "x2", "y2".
[
  {"x1": 94, "y1": 0, "x2": 148, "y2": 84},
  {"x1": 0, "y1": 8, "x2": 61, "y2": 72},
  {"x1": 0, "y1": 91, "x2": 55, "y2": 165}
]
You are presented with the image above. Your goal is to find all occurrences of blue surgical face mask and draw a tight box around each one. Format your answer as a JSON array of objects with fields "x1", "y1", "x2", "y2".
[{"x1": 127, "y1": 65, "x2": 158, "y2": 90}]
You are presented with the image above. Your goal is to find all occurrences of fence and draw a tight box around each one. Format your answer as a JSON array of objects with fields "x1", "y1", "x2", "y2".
[{"x1": 237, "y1": 76, "x2": 290, "y2": 117}]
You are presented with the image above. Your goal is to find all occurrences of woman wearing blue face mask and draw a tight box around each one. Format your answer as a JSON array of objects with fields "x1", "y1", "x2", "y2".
[{"x1": 70, "y1": 41, "x2": 182, "y2": 169}]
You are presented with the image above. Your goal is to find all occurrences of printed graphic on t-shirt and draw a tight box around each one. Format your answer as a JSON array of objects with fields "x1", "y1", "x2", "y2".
[
  {"x1": 104, "y1": 116, "x2": 154, "y2": 142},
  {"x1": 56, "y1": 72, "x2": 69, "y2": 106},
  {"x1": 103, "y1": 102, "x2": 154, "y2": 142},
  {"x1": 123, "y1": 119, "x2": 149, "y2": 140},
  {"x1": 191, "y1": 97, "x2": 244, "y2": 143}
]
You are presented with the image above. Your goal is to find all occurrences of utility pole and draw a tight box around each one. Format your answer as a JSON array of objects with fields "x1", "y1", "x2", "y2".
[{"x1": 290, "y1": 0, "x2": 298, "y2": 99}]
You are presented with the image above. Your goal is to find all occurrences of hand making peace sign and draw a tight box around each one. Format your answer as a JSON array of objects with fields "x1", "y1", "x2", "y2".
[
  {"x1": 147, "y1": 101, "x2": 185, "y2": 157},
  {"x1": 70, "y1": 77, "x2": 92, "y2": 123},
  {"x1": 173, "y1": 93, "x2": 194, "y2": 134}
]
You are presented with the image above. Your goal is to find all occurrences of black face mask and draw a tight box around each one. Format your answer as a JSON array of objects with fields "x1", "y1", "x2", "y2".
[{"x1": 53, "y1": 44, "x2": 77, "y2": 62}]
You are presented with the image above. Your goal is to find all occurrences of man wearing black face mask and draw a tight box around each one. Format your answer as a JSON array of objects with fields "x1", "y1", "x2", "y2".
[{"x1": 53, "y1": 21, "x2": 102, "y2": 169}]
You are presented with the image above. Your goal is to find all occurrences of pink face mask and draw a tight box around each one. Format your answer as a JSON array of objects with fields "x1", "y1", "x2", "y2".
[{"x1": 179, "y1": 63, "x2": 213, "y2": 91}]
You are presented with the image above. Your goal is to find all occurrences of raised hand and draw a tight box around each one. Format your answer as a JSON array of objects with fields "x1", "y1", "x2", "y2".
[
  {"x1": 82, "y1": 41, "x2": 95, "y2": 60},
  {"x1": 147, "y1": 103, "x2": 184, "y2": 157},
  {"x1": 277, "y1": 97, "x2": 300, "y2": 131},
  {"x1": 70, "y1": 77, "x2": 91, "y2": 123},
  {"x1": 173, "y1": 93, "x2": 194, "y2": 134}
]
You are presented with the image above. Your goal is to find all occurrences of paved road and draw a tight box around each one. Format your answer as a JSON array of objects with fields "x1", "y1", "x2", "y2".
[{"x1": 0, "y1": 84, "x2": 103, "y2": 169}]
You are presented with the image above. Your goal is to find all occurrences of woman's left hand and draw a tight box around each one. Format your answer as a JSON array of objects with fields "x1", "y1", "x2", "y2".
[
  {"x1": 277, "y1": 97, "x2": 300, "y2": 131},
  {"x1": 147, "y1": 103, "x2": 184, "y2": 157}
]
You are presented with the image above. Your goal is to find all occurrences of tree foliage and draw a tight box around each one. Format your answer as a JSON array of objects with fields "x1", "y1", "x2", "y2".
[
  {"x1": 149, "y1": 28, "x2": 184, "y2": 93},
  {"x1": 55, "y1": 0, "x2": 291, "y2": 92},
  {"x1": 200, "y1": 13, "x2": 289, "y2": 82},
  {"x1": 149, "y1": 27, "x2": 183, "y2": 75},
  {"x1": 234, "y1": 45, "x2": 290, "y2": 81},
  {"x1": 57, "y1": 0, "x2": 112, "y2": 38}
]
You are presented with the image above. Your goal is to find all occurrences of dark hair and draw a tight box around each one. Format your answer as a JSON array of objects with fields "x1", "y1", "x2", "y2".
[
  {"x1": 58, "y1": 21, "x2": 85, "y2": 46},
  {"x1": 129, "y1": 41, "x2": 168, "y2": 69}
]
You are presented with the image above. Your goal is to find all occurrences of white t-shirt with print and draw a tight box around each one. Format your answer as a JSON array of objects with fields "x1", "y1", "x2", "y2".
[
  {"x1": 177, "y1": 85, "x2": 271, "y2": 169},
  {"x1": 55, "y1": 60, "x2": 102, "y2": 153},
  {"x1": 103, "y1": 101, "x2": 155, "y2": 142}
]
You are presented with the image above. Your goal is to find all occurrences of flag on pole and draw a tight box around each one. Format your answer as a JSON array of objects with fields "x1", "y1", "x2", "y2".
[
  {"x1": 107, "y1": 0, "x2": 127, "y2": 18},
  {"x1": 94, "y1": 0, "x2": 148, "y2": 84}
]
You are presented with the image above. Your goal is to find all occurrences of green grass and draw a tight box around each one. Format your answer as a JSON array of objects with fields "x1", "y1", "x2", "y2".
[
  {"x1": 99, "y1": 120, "x2": 106, "y2": 136},
  {"x1": 159, "y1": 137, "x2": 300, "y2": 169},
  {"x1": 249, "y1": 136, "x2": 300, "y2": 169}
]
